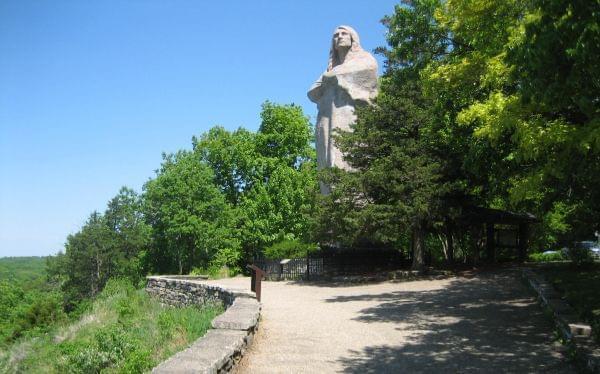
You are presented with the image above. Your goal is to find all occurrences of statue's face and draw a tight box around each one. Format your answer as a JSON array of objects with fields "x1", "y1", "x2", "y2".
[{"x1": 333, "y1": 28, "x2": 352, "y2": 50}]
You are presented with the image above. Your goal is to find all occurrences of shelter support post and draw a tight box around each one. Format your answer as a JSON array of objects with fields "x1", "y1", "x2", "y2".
[
  {"x1": 518, "y1": 223, "x2": 529, "y2": 262},
  {"x1": 486, "y1": 223, "x2": 496, "y2": 263}
]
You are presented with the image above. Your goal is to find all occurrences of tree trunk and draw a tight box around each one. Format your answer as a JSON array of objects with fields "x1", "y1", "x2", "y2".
[
  {"x1": 411, "y1": 225, "x2": 425, "y2": 272},
  {"x1": 446, "y1": 222, "x2": 454, "y2": 266},
  {"x1": 439, "y1": 232, "x2": 448, "y2": 259},
  {"x1": 95, "y1": 253, "x2": 101, "y2": 295},
  {"x1": 438, "y1": 228, "x2": 454, "y2": 265}
]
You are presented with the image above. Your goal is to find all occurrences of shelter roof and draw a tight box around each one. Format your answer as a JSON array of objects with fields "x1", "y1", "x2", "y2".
[{"x1": 462, "y1": 206, "x2": 539, "y2": 225}]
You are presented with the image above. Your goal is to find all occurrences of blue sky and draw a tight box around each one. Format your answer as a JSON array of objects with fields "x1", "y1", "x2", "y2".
[{"x1": 0, "y1": 0, "x2": 398, "y2": 257}]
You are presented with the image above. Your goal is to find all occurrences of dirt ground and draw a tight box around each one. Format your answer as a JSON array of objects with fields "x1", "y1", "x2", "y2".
[{"x1": 210, "y1": 270, "x2": 575, "y2": 373}]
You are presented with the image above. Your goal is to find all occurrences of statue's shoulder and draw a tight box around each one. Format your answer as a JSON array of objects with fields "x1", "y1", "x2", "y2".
[
  {"x1": 342, "y1": 50, "x2": 377, "y2": 72},
  {"x1": 357, "y1": 50, "x2": 378, "y2": 69}
]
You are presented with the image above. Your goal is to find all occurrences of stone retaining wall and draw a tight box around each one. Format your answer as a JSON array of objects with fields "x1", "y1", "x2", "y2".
[
  {"x1": 146, "y1": 276, "x2": 260, "y2": 373},
  {"x1": 521, "y1": 268, "x2": 600, "y2": 373}
]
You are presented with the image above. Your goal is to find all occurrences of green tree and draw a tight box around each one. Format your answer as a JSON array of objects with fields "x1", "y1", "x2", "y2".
[
  {"x1": 60, "y1": 212, "x2": 116, "y2": 306},
  {"x1": 255, "y1": 102, "x2": 314, "y2": 168},
  {"x1": 143, "y1": 151, "x2": 240, "y2": 274},
  {"x1": 104, "y1": 187, "x2": 152, "y2": 282},
  {"x1": 423, "y1": 0, "x2": 600, "y2": 248},
  {"x1": 193, "y1": 102, "x2": 318, "y2": 259},
  {"x1": 193, "y1": 126, "x2": 256, "y2": 206},
  {"x1": 317, "y1": 1, "x2": 474, "y2": 269},
  {"x1": 0, "y1": 281, "x2": 65, "y2": 344},
  {"x1": 239, "y1": 103, "x2": 317, "y2": 256},
  {"x1": 319, "y1": 76, "x2": 446, "y2": 270},
  {"x1": 47, "y1": 187, "x2": 153, "y2": 306},
  {"x1": 505, "y1": 0, "x2": 600, "y2": 244}
]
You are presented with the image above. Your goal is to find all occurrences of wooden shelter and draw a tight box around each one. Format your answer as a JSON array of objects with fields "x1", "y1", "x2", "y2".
[{"x1": 462, "y1": 206, "x2": 539, "y2": 262}]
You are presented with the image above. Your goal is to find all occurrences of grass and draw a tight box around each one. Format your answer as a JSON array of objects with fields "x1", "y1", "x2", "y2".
[
  {"x1": 0, "y1": 278, "x2": 223, "y2": 373},
  {"x1": 538, "y1": 263, "x2": 600, "y2": 344}
]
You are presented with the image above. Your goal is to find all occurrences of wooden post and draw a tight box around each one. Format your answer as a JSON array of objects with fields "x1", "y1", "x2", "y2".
[
  {"x1": 469, "y1": 225, "x2": 480, "y2": 266},
  {"x1": 247, "y1": 265, "x2": 265, "y2": 302},
  {"x1": 518, "y1": 223, "x2": 529, "y2": 262},
  {"x1": 306, "y1": 253, "x2": 310, "y2": 281},
  {"x1": 486, "y1": 222, "x2": 496, "y2": 263}
]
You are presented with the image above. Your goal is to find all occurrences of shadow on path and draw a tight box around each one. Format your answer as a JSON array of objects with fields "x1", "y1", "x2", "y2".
[
  {"x1": 327, "y1": 271, "x2": 574, "y2": 373},
  {"x1": 287, "y1": 275, "x2": 452, "y2": 288}
]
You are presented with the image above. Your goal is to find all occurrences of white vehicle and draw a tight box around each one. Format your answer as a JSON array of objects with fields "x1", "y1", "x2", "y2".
[{"x1": 573, "y1": 241, "x2": 600, "y2": 258}]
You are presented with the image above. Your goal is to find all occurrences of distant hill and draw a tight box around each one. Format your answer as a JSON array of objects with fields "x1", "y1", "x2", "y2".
[{"x1": 0, "y1": 256, "x2": 47, "y2": 287}]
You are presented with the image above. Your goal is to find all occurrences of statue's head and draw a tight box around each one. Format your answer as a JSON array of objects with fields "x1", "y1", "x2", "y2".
[{"x1": 328, "y1": 25, "x2": 363, "y2": 71}]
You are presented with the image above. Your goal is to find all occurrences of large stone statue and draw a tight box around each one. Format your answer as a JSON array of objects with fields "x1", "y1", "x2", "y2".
[{"x1": 308, "y1": 25, "x2": 378, "y2": 194}]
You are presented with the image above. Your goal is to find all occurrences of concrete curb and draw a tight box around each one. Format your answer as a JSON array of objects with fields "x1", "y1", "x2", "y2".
[
  {"x1": 146, "y1": 276, "x2": 260, "y2": 373},
  {"x1": 521, "y1": 268, "x2": 600, "y2": 372}
]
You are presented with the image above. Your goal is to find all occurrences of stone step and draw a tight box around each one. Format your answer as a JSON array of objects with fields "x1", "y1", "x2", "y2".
[
  {"x1": 152, "y1": 329, "x2": 248, "y2": 374},
  {"x1": 212, "y1": 297, "x2": 260, "y2": 331}
]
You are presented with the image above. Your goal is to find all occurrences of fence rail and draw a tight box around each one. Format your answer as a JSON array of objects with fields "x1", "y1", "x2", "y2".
[{"x1": 254, "y1": 248, "x2": 406, "y2": 281}]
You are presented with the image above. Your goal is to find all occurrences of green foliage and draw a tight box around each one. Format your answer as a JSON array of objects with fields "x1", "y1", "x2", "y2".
[
  {"x1": 528, "y1": 252, "x2": 566, "y2": 263},
  {"x1": 34, "y1": 100, "x2": 314, "y2": 315},
  {"x1": 421, "y1": 0, "x2": 600, "y2": 246},
  {"x1": 193, "y1": 126, "x2": 257, "y2": 206},
  {"x1": 263, "y1": 238, "x2": 318, "y2": 260},
  {"x1": 211, "y1": 247, "x2": 242, "y2": 268},
  {"x1": 335, "y1": 0, "x2": 600, "y2": 266},
  {"x1": 104, "y1": 187, "x2": 152, "y2": 284},
  {"x1": 1, "y1": 277, "x2": 221, "y2": 373},
  {"x1": 190, "y1": 265, "x2": 239, "y2": 279},
  {"x1": 237, "y1": 162, "x2": 317, "y2": 256},
  {"x1": 0, "y1": 259, "x2": 66, "y2": 346},
  {"x1": 256, "y1": 101, "x2": 314, "y2": 166},
  {"x1": 317, "y1": 2, "x2": 466, "y2": 269},
  {"x1": 0, "y1": 257, "x2": 47, "y2": 287},
  {"x1": 193, "y1": 102, "x2": 318, "y2": 259},
  {"x1": 540, "y1": 265, "x2": 600, "y2": 344},
  {"x1": 508, "y1": 0, "x2": 600, "y2": 123},
  {"x1": 46, "y1": 187, "x2": 151, "y2": 309},
  {"x1": 141, "y1": 101, "x2": 316, "y2": 274},
  {"x1": 0, "y1": 283, "x2": 66, "y2": 344},
  {"x1": 568, "y1": 245, "x2": 595, "y2": 267},
  {"x1": 380, "y1": 0, "x2": 449, "y2": 73},
  {"x1": 143, "y1": 151, "x2": 239, "y2": 275},
  {"x1": 60, "y1": 324, "x2": 135, "y2": 373},
  {"x1": 98, "y1": 277, "x2": 136, "y2": 299},
  {"x1": 121, "y1": 348, "x2": 152, "y2": 373}
]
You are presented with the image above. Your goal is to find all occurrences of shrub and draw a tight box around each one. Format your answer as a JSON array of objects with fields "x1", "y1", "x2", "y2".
[
  {"x1": 568, "y1": 245, "x2": 594, "y2": 267},
  {"x1": 1, "y1": 281, "x2": 67, "y2": 344},
  {"x1": 98, "y1": 278, "x2": 135, "y2": 300},
  {"x1": 263, "y1": 239, "x2": 318, "y2": 260},
  {"x1": 190, "y1": 265, "x2": 240, "y2": 279},
  {"x1": 529, "y1": 251, "x2": 566, "y2": 262},
  {"x1": 121, "y1": 348, "x2": 152, "y2": 374},
  {"x1": 2, "y1": 276, "x2": 221, "y2": 373},
  {"x1": 212, "y1": 247, "x2": 242, "y2": 269},
  {"x1": 63, "y1": 345, "x2": 106, "y2": 374},
  {"x1": 61, "y1": 325, "x2": 134, "y2": 373}
]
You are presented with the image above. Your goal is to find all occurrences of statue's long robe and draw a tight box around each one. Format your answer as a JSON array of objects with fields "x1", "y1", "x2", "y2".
[{"x1": 308, "y1": 51, "x2": 378, "y2": 193}]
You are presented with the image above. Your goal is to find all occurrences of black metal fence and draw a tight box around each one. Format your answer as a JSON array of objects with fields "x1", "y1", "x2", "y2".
[{"x1": 253, "y1": 248, "x2": 406, "y2": 281}]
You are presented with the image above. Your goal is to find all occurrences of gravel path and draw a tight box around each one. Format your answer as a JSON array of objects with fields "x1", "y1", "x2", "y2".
[{"x1": 210, "y1": 270, "x2": 575, "y2": 373}]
